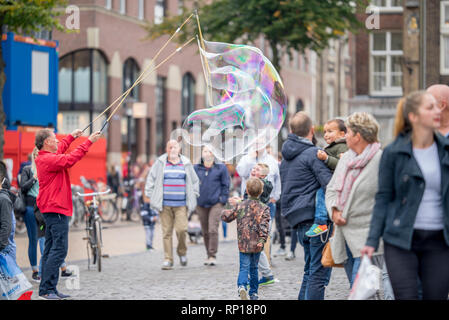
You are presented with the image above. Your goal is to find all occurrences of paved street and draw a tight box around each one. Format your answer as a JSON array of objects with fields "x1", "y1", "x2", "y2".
[{"x1": 15, "y1": 219, "x2": 353, "y2": 300}]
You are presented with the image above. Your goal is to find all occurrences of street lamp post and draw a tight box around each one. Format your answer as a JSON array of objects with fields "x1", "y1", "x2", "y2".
[{"x1": 126, "y1": 104, "x2": 133, "y2": 178}]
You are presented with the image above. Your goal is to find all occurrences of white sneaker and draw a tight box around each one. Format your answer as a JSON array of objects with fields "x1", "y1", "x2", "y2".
[
  {"x1": 238, "y1": 286, "x2": 248, "y2": 300},
  {"x1": 274, "y1": 248, "x2": 287, "y2": 257},
  {"x1": 208, "y1": 257, "x2": 216, "y2": 266},
  {"x1": 161, "y1": 260, "x2": 173, "y2": 270},
  {"x1": 204, "y1": 258, "x2": 210, "y2": 266},
  {"x1": 285, "y1": 251, "x2": 296, "y2": 261},
  {"x1": 180, "y1": 255, "x2": 188, "y2": 266}
]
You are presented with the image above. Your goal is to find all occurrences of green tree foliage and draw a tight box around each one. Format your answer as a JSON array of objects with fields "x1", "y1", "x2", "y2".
[
  {"x1": 0, "y1": 0, "x2": 68, "y2": 159},
  {"x1": 145, "y1": 0, "x2": 366, "y2": 72}
]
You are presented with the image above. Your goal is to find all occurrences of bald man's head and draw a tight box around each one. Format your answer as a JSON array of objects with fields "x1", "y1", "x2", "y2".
[
  {"x1": 289, "y1": 111, "x2": 312, "y2": 138},
  {"x1": 427, "y1": 84, "x2": 449, "y2": 111}
]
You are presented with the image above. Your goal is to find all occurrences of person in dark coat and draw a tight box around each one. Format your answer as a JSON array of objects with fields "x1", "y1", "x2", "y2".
[
  {"x1": 194, "y1": 147, "x2": 230, "y2": 266},
  {"x1": 280, "y1": 111, "x2": 333, "y2": 300}
]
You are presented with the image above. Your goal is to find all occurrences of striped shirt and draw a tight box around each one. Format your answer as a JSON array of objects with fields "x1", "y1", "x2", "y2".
[{"x1": 163, "y1": 160, "x2": 186, "y2": 207}]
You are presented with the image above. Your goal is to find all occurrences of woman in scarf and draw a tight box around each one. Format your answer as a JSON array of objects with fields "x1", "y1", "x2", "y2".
[{"x1": 325, "y1": 112, "x2": 393, "y2": 298}]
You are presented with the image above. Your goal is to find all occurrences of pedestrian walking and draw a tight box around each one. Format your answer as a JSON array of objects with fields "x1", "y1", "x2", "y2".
[
  {"x1": 222, "y1": 177, "x2": 271, "y2": 300},
  {"x1": 19, "y1": 150, "x2": 44, "y2": 282},
  {"x1": 0, "y1": 170, "x2": 33, "y2": 300},
  {"x1": 362, "y1": 90, "x2": 449, "y2": 300},
  {"x1": 325, "y1": 112, "x2": 393, "y2": 299},
  {"x1": 141, "y1": 196, "x2": 158, "y2": 251},
  {"x1": 280, "y1": 111, "x2": 333, "y2": 300},
  {"x1": 144, "y1": 140, "x2": 199, "y2": 270},
  {"x1": 237, "y1": 146, "x2": 280, "y2": 282},
  {"x1": 426, "y1": 84, "x2": 449, "y2": 138},
  {"x1": 194, "y1": 146, "x2": 230, "y2": 266},
  {"x1": 35, "y1": 128, "x2": 102, "y2": 300}
]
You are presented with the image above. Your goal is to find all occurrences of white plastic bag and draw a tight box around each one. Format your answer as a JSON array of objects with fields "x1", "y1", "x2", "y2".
[
  {"x1": 0, "y1": 249, "x2": 32, "y2": 300},
  {"x1": 348, "y1": 255, "x2": 380, "y2": 300}
]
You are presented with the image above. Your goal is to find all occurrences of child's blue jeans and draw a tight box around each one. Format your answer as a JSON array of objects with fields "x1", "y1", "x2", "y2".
[
  {"x1": 237, "y1": 252, "x2": 261, "y2": 297},
  {"x1": 314, "y1": 188, "x2": 328, "y2": 225}
]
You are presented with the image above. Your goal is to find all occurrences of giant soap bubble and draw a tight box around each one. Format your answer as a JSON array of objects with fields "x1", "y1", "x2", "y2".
[{"x1": 181, "y1": 40, "x2": 287, "y2": 161}]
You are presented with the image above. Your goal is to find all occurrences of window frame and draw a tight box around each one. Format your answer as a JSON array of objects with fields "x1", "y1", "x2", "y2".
[
  {"x1": 123, "y1": 58, "x2": 141, "y2": 102},
  {"x1": 58, "y1": 49, "x2": 109, "y2": 112},
  {"x1": 138, "y1": 0, "x2": 145, "y2": 20},
  {"x1": 370, "y1": 0, "x2": 403, "y2": 13},
  {"x1": 181, "y1": 73, "x2": 196, "y2": 122},
  {"x1": 441, "y1": 1, "x2": 449, "y2": 75},
  {"x1": 369, "y1": 31, "x2": 403, "y2": 97},
  {"x1": 155, "y1": 0, "x2": 166, "y2": 25},
  {"x1": 120, "y1": 0, "x2": 126, "y2": 15},
  {"x1": 105, "y1": 0, "x2": 112, "y2": 10}
]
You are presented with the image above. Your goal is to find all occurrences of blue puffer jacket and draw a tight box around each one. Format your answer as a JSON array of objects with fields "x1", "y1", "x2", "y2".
[
  {"x1": 280, "y1": 134, "x2": 333, "y2": 227},
  {"x1": 194, "y1": 162, "x2": 230, "y2": 208}
]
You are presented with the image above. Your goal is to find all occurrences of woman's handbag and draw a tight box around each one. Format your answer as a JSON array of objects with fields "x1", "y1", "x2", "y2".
[
  {"x1": 13, "y1": 191, "x2": 26, "y2": 214},
  {"x1": 321, "y1": 225, "x2": 343, "y2": 268}
]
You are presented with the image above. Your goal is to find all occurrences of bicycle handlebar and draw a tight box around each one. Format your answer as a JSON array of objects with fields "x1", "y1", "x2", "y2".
[{"x1": 76, "y1": 189, "x2": 111, "y2": 197}]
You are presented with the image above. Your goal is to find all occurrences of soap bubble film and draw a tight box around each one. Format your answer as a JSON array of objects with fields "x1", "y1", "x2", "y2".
[{"x1": 181, "y1": 40, "x2": 287, "y2": 161}]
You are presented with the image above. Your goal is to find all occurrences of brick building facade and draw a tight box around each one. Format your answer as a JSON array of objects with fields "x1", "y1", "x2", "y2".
[
  {"x1": 53, "y1": 0, "x2": 315, "y2": 168},
  {"x1": 350, "y1": 0, "x2": 449, "y2": 145}
]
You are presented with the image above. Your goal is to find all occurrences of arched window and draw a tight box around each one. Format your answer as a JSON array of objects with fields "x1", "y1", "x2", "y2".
[
  {"x1": 123, "y1": 58, "x2": 140, "y2": 102},
  {"x1": 182, "y1": 73, "x2": 195, "y2": 121},
  {"x1": 155, "y1": 0, "x2": 166, "y2": 24},
  {"x1": 296, "y1": 99, "x2": 304, "y2": 112},
  {"x1": 58, "y1": 49, "x2": 108, "y2": 111}
]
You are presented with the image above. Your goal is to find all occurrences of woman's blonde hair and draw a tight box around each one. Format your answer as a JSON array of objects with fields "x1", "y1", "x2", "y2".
[
  {"x1": 345, "y1": 112, "x2": 380, "y2": 143},
  {"x1": 393, "y1": 90, "x2": 430, "y2": 137},
  {"x1": 31, "y1": 147, "x2": 39, "y2": 175}
]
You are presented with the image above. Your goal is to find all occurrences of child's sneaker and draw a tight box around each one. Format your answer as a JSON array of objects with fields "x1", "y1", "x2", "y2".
[
  {"x1": 238, "y1": 286, "x2": 248, "y2": 300},
  {"x1": 306, "y1": 224, "x2": 328, "y2": 237},
  {"x1": 259, "y1": 275, "x2": 275, "y2": 286},
  {"x1": 250, "y1": 293, "x2": 259, "y2": 300},
  {"x1": 32, "y1": 271, "x2": 41, "y2": 283}
]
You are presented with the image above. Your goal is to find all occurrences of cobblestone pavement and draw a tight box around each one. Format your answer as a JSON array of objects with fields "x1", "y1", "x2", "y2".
[{"x1": 23, "y1": 231, "x2": 354, "y2": 300}]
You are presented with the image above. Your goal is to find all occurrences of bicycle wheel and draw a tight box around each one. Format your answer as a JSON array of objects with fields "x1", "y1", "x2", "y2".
[
  {"x1": 99, "y1": 200, "x2": 119, "y2": 223},
  {"x1": 94, "y1": 219, "x2": 102, "y2": 272}
]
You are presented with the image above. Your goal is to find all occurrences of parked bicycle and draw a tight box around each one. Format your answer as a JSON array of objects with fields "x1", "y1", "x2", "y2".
[
  {"x1": 77, "y1": 189, "x2": 110, "y2": 272},
  {"x1": 80, "y1": 176, "x2": 119, "y2": 223},
  {"x1": 121, "y1": 176, "x2": 142, "y2": 222}
]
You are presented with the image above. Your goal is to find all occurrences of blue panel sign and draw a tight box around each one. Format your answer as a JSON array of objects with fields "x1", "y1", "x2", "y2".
[{"x1": 1, "y1": 32, "x2": 59, "y2": 130}]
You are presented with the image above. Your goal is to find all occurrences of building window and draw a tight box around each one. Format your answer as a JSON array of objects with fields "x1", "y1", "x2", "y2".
[
  {"x1": 370, "y1": 32, "x2": 403, "y2": 96},
  {"x1": 138, "y1": 0, "x2": 145, "y2": 20},
  {"x1": 296, "y1": 99, "x2": 304, "y2": 112},
  {"x1": 178, "y1": 0, "x2": 184, "y2": 15},
  {"x1": 155, "y1": 0, "x2": 165, "y2": 25},
  {"x1": 105, "y1": 0, "x2": 111, "y2": 10},
  {"x1": 182, "y1": 73, "x2": 195, "y2": 122},
  {"x1": 441, "y1": 1, "x2": 449, "y2": 75},
  {"x1": 156, "y1": 76, "x2": 167, "y2": 155},
  {"x1": 120, "y1": 0, "x2": 126, "y2": 15},
  {"x1": 123, "y1": 58, "x2": 140, "y2": 101},
  {"x1": 58, "y1": 49, "x2": 108, "y2": 115},
  {"x1": 327, "y1": 86, "x2": 335, "y2": 120},
  {"x1": 371, "y1": 0, "x2": 403, "y2": 13}
]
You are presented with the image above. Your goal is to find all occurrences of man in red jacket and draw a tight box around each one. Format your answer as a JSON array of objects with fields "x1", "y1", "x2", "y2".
[{"x1": 35, "y1": 128, "x2": 101, "y2": 300}]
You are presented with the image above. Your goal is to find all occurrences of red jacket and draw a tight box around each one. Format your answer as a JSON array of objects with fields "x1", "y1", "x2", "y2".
[{"x1": 36, "y1": 135, "x2": 92, "y2": 216}]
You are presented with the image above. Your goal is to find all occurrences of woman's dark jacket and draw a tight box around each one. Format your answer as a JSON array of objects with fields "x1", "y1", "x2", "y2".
[
  {"x1": 19, "y1": 165, "x2": 38, "y2": 207},
  {"x1": 194, "y1": 162, "x2": 230, "y2": 208},
  {"x1": 366, "y1": 132, "x2": 449, "y2": 251}
]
